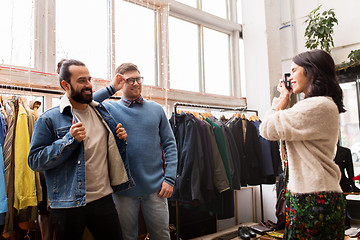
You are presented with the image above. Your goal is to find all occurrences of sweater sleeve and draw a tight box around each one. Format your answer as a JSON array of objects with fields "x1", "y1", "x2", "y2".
[
  {"x1": 259, "y1": 97, "x2": 339, "y2": 142},
  {"x1": 158, "y1": 107, "x2": 178, "y2": 186},
  {"x1": 93, "y1": 84, "x2": 116, "y2": 102}
]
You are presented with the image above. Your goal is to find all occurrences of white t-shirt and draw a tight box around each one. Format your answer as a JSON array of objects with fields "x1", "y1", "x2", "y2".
[{"x1": 73, "y1": 106, "x2": 113, "y2": 203}]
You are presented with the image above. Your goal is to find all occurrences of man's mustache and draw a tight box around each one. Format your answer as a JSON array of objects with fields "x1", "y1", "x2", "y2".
[{"x1": 81, "y1": 88, "x2": 93, "y2": 93}]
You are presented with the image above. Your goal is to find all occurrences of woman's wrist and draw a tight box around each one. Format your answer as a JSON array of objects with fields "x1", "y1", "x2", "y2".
[
  {"x1": 280, "y1": 93, "x2": 291, "y2": 100},
  {"x1": 276, "y1": 96, "x2": 290, "y2": 111}
]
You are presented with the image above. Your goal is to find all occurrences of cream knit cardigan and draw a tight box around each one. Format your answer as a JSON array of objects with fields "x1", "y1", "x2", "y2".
[{"x1": 259, "y1": 96, "x2": 342, "y2": 194}]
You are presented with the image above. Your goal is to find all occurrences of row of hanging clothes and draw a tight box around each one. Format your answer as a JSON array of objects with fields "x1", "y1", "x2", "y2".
[
  {"x1": 0, "y1": 94, "x2": 46, "y2": 239},
  {"x1": 168, "y1": 103, "x2": 282, "y2": 220}
]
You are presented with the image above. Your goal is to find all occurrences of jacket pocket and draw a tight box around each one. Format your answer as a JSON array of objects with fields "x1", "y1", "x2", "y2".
[{"x1": 56, "y1": 126, "x2": 71, "y2": 139}]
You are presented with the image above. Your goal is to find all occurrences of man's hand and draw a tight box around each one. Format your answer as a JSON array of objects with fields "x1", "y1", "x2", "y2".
[
  {"x1": 158, "y1": 181, "x2": 173, "y2": 199},
  {"x1": 116, "y1": 123, "x2": 127, "y2": 141},
  {"x1": 70, "y1": 118, "x2": 86, "y2": 142},
  {"x1": 112, "y1": 73, "x2": 126, "y2": 91}
]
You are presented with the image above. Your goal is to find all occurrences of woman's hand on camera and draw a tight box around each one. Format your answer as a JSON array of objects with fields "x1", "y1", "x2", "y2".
[
  {"x1": 278, "y1": 80, "x2": 292, "y2": 100},
  {"x1": 276, "y1": 80, "x2": 292, "y2": 111}
]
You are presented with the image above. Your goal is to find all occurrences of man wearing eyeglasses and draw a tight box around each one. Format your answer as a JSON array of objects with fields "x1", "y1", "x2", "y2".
[{"x1": 93, "y1": 63, "x2": 177, "y2": 240}]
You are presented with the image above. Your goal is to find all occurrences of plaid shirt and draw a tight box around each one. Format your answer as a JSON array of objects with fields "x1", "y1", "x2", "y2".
[{"x1": 121, "y1": 95, "x2": 144, "y2": 107}]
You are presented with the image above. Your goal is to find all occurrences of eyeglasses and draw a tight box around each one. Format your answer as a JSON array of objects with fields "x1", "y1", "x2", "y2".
[{"x1": 126, "y1": 77, "x2": 144, "y2": 85}]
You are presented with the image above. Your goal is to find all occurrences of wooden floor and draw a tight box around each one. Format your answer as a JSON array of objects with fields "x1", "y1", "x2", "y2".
[
  {"x1": 190, "y1": 222, "x2": 360, "y2": 240},
  {"x1": 190, "y1": 223, "x2": 274, "y2": 240}
]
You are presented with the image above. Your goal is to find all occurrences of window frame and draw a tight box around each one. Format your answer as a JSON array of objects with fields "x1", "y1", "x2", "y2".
[
  {"x1": 0, "y1": 0, "x2": 246, "y2": 113},
  {"x1": 168, "y1": 0, "x2": 242, "y2": 97}
]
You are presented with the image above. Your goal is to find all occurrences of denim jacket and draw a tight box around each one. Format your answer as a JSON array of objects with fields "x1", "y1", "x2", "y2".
[{"x1": 28, "y1": 93, "x2": 135, "y2": 209}]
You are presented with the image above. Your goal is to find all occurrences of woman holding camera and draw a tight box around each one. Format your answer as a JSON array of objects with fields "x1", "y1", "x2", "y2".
[{"x1": 260, "y1": 49, "x2": 346, "y2": 239}]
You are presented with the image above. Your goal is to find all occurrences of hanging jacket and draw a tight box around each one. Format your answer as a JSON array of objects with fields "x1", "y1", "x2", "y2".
[
  {"x1": 251, "y1": 120, "x2": 276, "y2": 184},
  {"x1": 205, "y1": 118, "x2": 233, "y2": 189},
  {"x1": 212, "y1": 118, "x2": 242, "y2": 190},
  {"x1": 3, "y1": 100, "x2": 16, "y2": 237},
  {"x1": 203, "y1": 121, "x2": 229, "y2": 193},
  {"x1": 229, "y1": 118, "x2": 264, "y2": 185},
  {"x1": 190, "y1": 115, "x2": 216, "y2": 202},
  {"x1": 0, "y1": 144, "x2": 8, "y2": 214},
  {"x1": 334, "y1": 145, "x2": 359, "y2": 192},
  {"x1": 169, "y1": 113, "x2": 203, "y2": 202},
  {"x1": 14, "y1": 104, "x2": 37, "y2": 210}
]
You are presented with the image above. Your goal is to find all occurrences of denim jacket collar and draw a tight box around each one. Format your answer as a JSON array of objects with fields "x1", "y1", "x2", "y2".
[{"x1": 59, "y1": 93, "x2": 100, "y2": 114}]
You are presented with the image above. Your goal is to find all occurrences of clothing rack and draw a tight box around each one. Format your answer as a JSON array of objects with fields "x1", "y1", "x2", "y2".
[
  {"x1": 173, "y1": 102, "x2": 252, "y2": 126},
  {"x1": 172, "y1": 102, "x2": 263, "y2": 240},
  {"x1": 0, "y1": 84, "x2": 64, "y2": 95},
  {"x1": 0, "y1": 84, "x2": 122, "y2": 99}
]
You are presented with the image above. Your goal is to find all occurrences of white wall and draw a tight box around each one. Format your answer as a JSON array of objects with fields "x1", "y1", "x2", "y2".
[
  {"x1": 238, "y1": 0, "x2": 282, "y2": 224},
  {"x1": 242, "y1": 0, "x2": 282, "y2": 120},
  {"x1": 280, "y1": 0, "x2": 360, "y2": 69}
]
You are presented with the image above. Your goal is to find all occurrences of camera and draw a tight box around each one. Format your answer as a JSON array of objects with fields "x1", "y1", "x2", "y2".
[{"x1": 282, "y1": 73, "x2": 291, "y2": 90}]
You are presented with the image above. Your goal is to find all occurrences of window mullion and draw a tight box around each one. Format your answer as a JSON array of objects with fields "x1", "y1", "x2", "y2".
[
  {"x1": 108, "y1": 0, "x2": 116, "y2": 79},
  {"x1": 35, "y1": 0, "x2": 56, "y2": 72},
  {"x1": 199, "y1": 25, "x2": 204, "y2": 93},
  {"x1": 158, "y1": 4, "x2": 169, "y2": 89}
]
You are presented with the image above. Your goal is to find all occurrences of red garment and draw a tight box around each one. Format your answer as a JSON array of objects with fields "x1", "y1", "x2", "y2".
[{"x1": 353, "y1": 175, "x2": 360, "y2": 181}]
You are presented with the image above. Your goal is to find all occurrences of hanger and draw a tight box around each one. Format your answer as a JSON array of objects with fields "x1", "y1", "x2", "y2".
[
  {"x1": 192, "y1": 111, "x2": 202, "y2": 119},
  {"x1": 236, "y1": 108, "x2": 246, "y2": 119},
  {"x1": 219, "y1": 114, "x2": 226, "y2": 121},
  {"x1": 249, "y1": 115, "x2": 259, "y2": 121},
  {"x1": 202, "y1": 112, "x2": 212, "y2": 119}
]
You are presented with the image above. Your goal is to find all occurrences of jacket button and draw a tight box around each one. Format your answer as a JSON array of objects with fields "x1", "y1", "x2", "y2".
[
  {"x1": 78, "y1": 161, "x2": 81, "y2": 164},
  {"x1": 77, "y1": 201, "x2": 80, "y2": 205},
  {"x1": 78, "y1": 182, "x2": 82, "y2": 186}
]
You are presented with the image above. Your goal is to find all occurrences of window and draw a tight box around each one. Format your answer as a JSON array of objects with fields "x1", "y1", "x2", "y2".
[
  {"x1": 202, "y1": 0, "x2": 228, "y2": 19},
  {"x1": 0, "y1": 0, "x2": 34, "y2": 67},
  {"x1": 175, "y1": 0, "x2": 197, "y2": 8},
  {"x1": 340, "y1": 82, "x2": 360, "y2": 153},
  {"x1": 169, "y1": 17, "x2": 199, "y2": 92},
  {"x1": 237, "y1": 0, "x2": 245, "y2": 96},
  {"x1": 203, "y1": 27, "x2": 230, "y2": 95},
  {"x1": 114, "y1": 0, "x2": 156, "y2": 86},
  {"x1": 236, "y1": 0, "x2": 242, "y2": 24},
  {"x1": 239, "y1": 38, "x2": 246, "y2": 96},
  {"x1": 339, "y1": 82, "x2": 360, "y2": 183},
  {"x1": 1, "y1": 0, "x2": 242, "y2": 101},
  {"x1": 56, "y1": 0, "x2": 108, "y2": 78}
]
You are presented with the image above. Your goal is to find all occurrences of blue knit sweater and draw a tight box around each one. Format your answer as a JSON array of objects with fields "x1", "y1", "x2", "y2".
[{"x1": 94, "y1": 90, "x2": 178, "y2": 196}]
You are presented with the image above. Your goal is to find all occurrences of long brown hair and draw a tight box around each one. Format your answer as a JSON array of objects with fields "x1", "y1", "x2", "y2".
[{"x1": 293, "y1": 49, "x2": 345, "y2": 113}]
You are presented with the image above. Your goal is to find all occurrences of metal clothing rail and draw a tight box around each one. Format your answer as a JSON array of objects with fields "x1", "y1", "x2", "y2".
[
  {"x1": 0, "y1": 84, "x2": 122, "y2": 99},
  {"x1": 172, "y1": 102, "x2": 263, "y2": 240},
  {"x1": 0, "y1": 84, "x2": 64, "y2": 95},
  {"x1": 173, "y1": 102, "x2": 255, "y2": 126},
  {"x1": 174, "y1": 102, "x2": 249, "y2": 112}
]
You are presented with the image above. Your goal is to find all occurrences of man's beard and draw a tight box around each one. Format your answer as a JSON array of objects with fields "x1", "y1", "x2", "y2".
[{"x1": 69, "y1": 84, "x2": 93, "y2": 104}]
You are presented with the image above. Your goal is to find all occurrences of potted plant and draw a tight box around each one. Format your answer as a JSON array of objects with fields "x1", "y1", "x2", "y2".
[
  {"x1": 304, "y1": 5, "x2": 338, "y2": 53},
  {"x1": 336, "y1": 49, "x2": 360, "y2": 71}
]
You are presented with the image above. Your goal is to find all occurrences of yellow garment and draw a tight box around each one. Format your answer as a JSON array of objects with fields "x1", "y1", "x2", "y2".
[
  {"x1": 14, "y1": 105, "x2": 37, "y2": 210},
  {"x1": 23, "y1": 103, "x2": 43, "y2": 203}
]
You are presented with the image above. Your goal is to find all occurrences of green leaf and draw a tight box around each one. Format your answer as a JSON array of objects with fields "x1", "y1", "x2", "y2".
[{"x1": 304, "y1": 5, "x2": 337, "y2": 52}]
